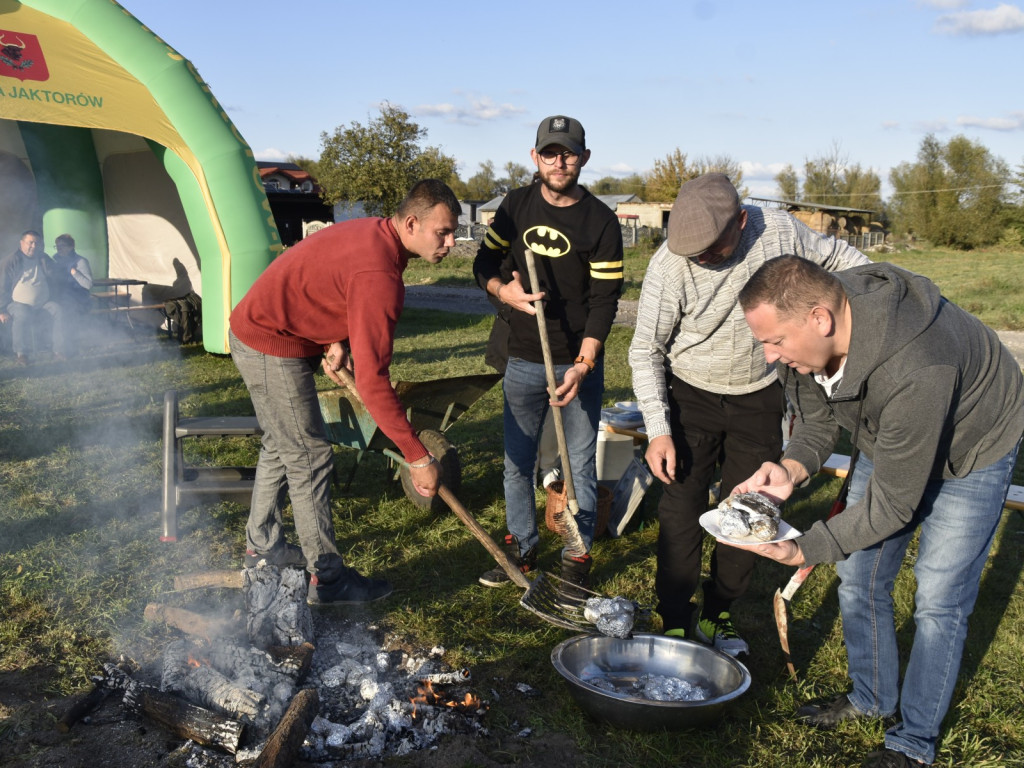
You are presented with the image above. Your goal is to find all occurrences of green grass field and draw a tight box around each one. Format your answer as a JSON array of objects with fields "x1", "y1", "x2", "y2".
[{"x1": 1, "y1": 248, "x2": 1023, "y2": 766}]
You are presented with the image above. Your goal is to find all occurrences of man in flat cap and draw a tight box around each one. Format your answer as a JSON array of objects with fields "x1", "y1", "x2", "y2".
[
  {"x1": 473, "y1": 115, "x2": 623, "y2": 593},
  {"x1": 627, "y1": 173, "x2": 870, "y2": 655}
]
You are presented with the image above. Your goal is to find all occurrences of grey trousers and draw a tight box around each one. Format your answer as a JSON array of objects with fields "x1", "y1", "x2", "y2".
[{"x1": 229, "y1": 331, "x2": 345, "y2": 581}]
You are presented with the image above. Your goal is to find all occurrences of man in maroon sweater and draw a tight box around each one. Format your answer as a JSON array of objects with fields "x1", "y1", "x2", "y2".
[{"x1": 229, "y1": 179, "x2": 461, "y2": 605}]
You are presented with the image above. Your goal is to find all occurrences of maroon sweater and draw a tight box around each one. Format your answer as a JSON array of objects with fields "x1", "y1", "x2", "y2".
[{"x1": 230, "y1": 217, "x2": 426, "y2": 462}]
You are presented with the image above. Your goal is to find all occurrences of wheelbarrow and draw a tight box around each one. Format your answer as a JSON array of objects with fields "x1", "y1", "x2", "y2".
[{"x1": 316, "y1": 372, "x2": 502, "y2": 513}]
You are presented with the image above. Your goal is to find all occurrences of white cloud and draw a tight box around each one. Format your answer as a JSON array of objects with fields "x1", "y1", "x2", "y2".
[
  {"x1": 912, "y1": 119, "x2": 951, "y2": 133},
  {"x1": 934, "y1": 3, "x2": 1024, "y2": 34},
  {"x1": 956, "y1": 111, "x2": 1024, "y2": 130},
  {"x1": 881, "y1": 121, "x2": 901, "y2": 130},
  {"x1": 414, "y1": 94, "x2": 527, "y2": 125},
  {"x1": 254, "y1": 147, "x2": 291, "y2": 161},
  {"x1": 916, "y1": 0, "x2": 968, "y2": 9},
  {"x1": 740, "y1": 160, "x2": 790, "y2": 180}
]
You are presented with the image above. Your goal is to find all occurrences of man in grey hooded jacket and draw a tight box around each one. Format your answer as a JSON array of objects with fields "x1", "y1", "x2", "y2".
[{"x1": 733, "y1": 256, "x2": 1024, "y2": 768}]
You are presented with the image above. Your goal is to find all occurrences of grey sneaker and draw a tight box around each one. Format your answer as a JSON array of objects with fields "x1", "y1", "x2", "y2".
[
  {"x1": 308, "y1": 568, "x2": 393, "y2": 605},
  {"x1": 479, "y1": 535, "x2": 536, "y2": 587},
  {"x1": 695, "y1": 611, "x2": 749, "y2": 657},
  {"x1": 245, "y1": 542, "x2": 306, "y2": 570}
]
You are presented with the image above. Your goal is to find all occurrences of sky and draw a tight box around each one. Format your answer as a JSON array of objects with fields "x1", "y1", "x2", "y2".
[{"x1": 117, "y1": 0, "x2": 1024, "y2": 201}]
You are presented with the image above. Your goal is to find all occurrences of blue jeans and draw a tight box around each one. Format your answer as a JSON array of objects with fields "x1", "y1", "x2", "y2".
[
  {"x1": 836, "y1": 442, "x2": 1020, "y2": 764},
  {"x1": 501, "y1": 356, "x2": 603, "y2": 557},
  {"x1": 229, "y1": 331, "x2": 345, "y2": 581}
]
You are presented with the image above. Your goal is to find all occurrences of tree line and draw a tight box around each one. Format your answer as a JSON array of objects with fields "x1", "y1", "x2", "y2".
[{"x1": 292, "y1": 103, "x2": 1024, "y2": 251}]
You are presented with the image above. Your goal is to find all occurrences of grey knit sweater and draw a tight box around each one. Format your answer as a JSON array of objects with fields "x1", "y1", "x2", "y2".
[{"x1": 628, "y1": 206, "x2": 870, "y2": 440}]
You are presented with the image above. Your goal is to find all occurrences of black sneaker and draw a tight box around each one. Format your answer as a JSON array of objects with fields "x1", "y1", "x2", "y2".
[
  {"x1": 797, "y1": 693, "x2": 868, "y2": 729},
  {"x1": 557, "y1": 553, "x2": 593, "y2": 605},
  {"x1": 308, "y1": 568, "x2": 393, "y2": 606},
  {"x1": 479, "y1": 535, "x2": 536, "y2": 587},
  {"x1": 244, "y1": 543, "x2": 307, "y2": 570}
]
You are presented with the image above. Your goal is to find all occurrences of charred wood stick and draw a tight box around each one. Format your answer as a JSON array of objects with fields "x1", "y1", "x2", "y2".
[
  {"x1": 267, "y1": 642, "x2": 316, "y2": 679},
  {"x1": 119, "y1": 675, "x2": 244, "y2": 754},
  {"x1": 174, "y1": 570, "x2": 243, "y2": 591},
  {"x1": 144, "y1": 602, "x2": 241, "y2": 640},
  {"x1": 57, "y1": 680, "x2": 109, "y2": 732},
  {"x1": 254, "y1": 687, "x2": 319, "y2": 768},
  {"x1": 179, "y1": 664, "x2": 265, "y2": 721}
]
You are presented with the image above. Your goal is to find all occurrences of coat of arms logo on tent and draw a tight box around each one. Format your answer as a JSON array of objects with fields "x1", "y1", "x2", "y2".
[{"x1": 0, "y1": 30, "x2": 50, "y2": 82}]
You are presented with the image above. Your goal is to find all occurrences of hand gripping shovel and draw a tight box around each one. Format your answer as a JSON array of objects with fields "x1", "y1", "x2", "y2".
[{"x1": 774, "y1": 394, "x2": 863, "y2": 680}]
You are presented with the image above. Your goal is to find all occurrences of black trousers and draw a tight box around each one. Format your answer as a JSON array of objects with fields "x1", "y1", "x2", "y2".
[{"x1": 655, "y1": 376, "x2": 785, "y2": 632}]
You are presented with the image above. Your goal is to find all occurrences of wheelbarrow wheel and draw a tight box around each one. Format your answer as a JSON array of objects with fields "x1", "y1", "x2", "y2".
[{"x1": 400, "y1": 429, "x2": 461, "y2": 514}]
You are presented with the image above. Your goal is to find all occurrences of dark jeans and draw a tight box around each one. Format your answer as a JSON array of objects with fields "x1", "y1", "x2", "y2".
[
  {"x1": 655, "y1": 377, "x2": 785, "y2": 631},
  {"x1": 7, "y1": 300, "x2": 66, "y2": 357}
]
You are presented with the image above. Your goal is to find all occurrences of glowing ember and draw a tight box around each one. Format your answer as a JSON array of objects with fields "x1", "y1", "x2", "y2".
[{"x1": 409, "y1": 681, "x2": 484, "y2": 718}]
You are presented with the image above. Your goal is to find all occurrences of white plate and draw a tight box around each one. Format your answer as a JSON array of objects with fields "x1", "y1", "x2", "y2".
[
  {"x1": 615, "y1": 401, "x2": 640, "y2": 411},
  {"x1": 601, "y1": 406, "x2": 644, "y2": 428},
  {"x1": 698, "y1": 510, "x2": 802, "y2": 546}
]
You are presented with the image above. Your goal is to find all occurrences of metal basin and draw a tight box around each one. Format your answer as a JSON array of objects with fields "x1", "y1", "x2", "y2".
[{"x1": 551, "y1": 633, "x2": 751, "y2": 731}]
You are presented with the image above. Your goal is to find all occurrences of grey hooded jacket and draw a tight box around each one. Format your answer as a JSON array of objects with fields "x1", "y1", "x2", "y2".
[{"x1": 782, "y1": 263, "x2": 1024, "y2": 565}]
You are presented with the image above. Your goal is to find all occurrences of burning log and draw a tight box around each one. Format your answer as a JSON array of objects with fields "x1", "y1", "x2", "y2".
[
  {"x1": 173, "y1": 570, "x2": 243, "y2": 591},
  {"x1": 243, "y1": 566, "x2": 313, "y2": 648},
  {"x1": 254, "y1": 687, "x2": 319, "y2": 768},
  {"x1": 104, "y1": 664, "x2": 244, "y2": 754},
  {"x1": 161, "y1": 641, "x2": 265, "y2": 721},
  {"x1": 144, "y1": 602, "x2": 242, "y2": 640}
]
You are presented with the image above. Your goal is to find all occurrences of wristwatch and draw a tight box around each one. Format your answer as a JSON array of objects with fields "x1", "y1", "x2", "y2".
[{"x1": 574, "y1": 355, "x2": 595, "y2": 374}]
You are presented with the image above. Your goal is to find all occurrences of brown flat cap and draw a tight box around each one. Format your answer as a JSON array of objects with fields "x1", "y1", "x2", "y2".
[{"x1": 667, "y1": 173, "x2": 740, "y2": 258}]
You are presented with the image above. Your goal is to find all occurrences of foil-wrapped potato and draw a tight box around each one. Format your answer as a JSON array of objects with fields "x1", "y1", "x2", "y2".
[{"x1": 717, "y1": 492, "x2": 781, "y2": 542}]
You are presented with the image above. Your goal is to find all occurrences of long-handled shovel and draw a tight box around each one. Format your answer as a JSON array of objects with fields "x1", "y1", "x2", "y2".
[
  {"x1": 518, "y1": 248, "x2": 587, "y2": 558},
  {"x1": 331, "y1": 365, "x2": 615, "y2": 629},
  {"x1": 774, "y1": 396, "x2": 863, "y2": 680}
]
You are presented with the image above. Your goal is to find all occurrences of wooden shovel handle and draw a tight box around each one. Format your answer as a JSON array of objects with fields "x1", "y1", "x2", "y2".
[{"x1": 438, "y1": 485, "x2": 531, "y2": 589}]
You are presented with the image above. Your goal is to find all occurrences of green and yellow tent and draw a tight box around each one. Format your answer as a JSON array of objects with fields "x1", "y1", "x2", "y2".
[{"x1": 0, "y1": 0, "x2": 281, "y2": 353}]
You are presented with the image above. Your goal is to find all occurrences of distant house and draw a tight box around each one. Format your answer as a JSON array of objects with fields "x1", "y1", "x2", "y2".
[
  {"x1": 257, "y1": 161, "x2": 333, "y2": 246},
  {"x1": 614, "y1": 201, "x2": 673, "y2": 229},
  {"x1": 477, "y1": 195, "x2": 505, "y2": 225},
  {"x1": 594, "y1": 193, "x2": 642, "y2": 210}
]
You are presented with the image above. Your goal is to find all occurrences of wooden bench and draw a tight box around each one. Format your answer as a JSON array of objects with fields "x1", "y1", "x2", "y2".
[{"x1": 161, "y1": 390, "x2": 262, "y2": 542}]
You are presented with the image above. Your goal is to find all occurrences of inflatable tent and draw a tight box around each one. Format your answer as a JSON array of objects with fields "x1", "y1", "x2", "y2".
[{"x1": 0, "y1": 0, "x2": 282, "y2": 353}]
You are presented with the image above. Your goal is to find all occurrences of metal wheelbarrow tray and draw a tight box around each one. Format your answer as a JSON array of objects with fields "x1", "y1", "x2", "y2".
[{"x1": 317, "y1": 372, "x2": 502, "y2": 511}]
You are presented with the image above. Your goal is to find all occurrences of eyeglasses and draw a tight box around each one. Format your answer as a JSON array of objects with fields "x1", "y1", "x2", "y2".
[{"x1": 538, "y1": 149, "x2": 580, "y2": 166}]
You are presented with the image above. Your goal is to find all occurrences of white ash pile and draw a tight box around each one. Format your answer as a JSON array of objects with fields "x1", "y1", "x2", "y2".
[
  {"x1": 285, "y1": 615, "x2": 488, "y2": 763},
  {"x1": 105, "y1": 563, "x2": 489, "y2": 766}
]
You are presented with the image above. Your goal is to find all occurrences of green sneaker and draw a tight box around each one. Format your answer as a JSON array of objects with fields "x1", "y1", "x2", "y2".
[
  {"x1": 664, "y1": 628, "x2": 689, "y2": 640},
  {"x1": 695, "y1": 611, "x2": 749, "y2": 657}
]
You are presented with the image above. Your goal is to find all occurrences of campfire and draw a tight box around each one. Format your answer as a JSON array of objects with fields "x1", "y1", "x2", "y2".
[{"x1": 60, "y1": 563, "x2": 490, "y2": 766}]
